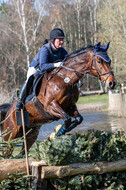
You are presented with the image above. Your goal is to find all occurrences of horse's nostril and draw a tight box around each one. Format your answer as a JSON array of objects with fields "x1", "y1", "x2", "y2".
[{"x1": 109, "y1": 81, "x2": 116, "y2": 89}]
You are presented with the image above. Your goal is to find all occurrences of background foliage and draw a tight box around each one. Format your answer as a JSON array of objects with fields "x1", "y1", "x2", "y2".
[{"x1": 0, "y1": 0, "x2": 125, "y2": 102}]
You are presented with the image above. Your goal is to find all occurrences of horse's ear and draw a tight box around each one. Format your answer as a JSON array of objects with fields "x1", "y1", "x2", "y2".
[
  {"x1": 103, "y1": 41, "x2": 110, "y2": 51},
  {"x1": 94, "y1": 42, "x2": 101, "y2": 49}
]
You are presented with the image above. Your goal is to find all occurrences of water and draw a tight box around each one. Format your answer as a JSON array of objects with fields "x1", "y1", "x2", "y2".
[{"x1": 37, "y1": 111, "x2": 126, "y2": 141}]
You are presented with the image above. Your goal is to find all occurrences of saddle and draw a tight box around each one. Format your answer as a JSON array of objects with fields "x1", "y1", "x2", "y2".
[
  {"x1": 25, "y1": 74, "x2": 54, "y2": 119},
  {"x1": 25, "y1": 74, "x2": 43, "y2": 104}
]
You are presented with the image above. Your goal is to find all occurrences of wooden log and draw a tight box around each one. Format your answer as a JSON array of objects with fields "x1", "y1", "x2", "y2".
[
  {"x1": 1, "y1": 159, "x2": 126, "y2": 182},
  {"x1": 0, "y1": 158, "x2": 36, "y2": 182},
  {"x1": 41, "y1": 159, "x2": 126, "y2": 179}
]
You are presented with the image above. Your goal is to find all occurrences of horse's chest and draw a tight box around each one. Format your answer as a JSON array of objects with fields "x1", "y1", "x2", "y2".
[
  {"x1": 60, "y1": 85, "x2": 79, "y2": 104},
  {"x1": 61, "y1": 93, "x2": 75, "y2": 106}
]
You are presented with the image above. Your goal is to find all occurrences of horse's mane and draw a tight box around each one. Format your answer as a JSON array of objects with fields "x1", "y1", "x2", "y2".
[{"x1": 65, "y1": 45, "x2": 94, "y2": 60}]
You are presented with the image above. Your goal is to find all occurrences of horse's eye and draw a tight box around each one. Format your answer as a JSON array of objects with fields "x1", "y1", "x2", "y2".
[{"x1": 97, "y1": 59, "x2": 101, "y2": 64}]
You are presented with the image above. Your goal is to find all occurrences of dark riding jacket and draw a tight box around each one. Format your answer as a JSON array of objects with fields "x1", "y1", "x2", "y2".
[{"x1": 30, "y1": 43, "x2": 68, "y2": 72}]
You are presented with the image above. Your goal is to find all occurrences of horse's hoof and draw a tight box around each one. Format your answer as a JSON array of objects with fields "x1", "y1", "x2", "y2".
[
  {"x1": 55, "y1": 124, "x2": 62, "y2": 133},
  {"x1": 49, "y1": 132, "x2": 56, "y2": 141}
]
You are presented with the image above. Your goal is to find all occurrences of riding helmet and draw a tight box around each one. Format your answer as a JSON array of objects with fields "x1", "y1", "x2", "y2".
[{"x1": 49, "y1": 28, "x2": 65, "y2": 39}]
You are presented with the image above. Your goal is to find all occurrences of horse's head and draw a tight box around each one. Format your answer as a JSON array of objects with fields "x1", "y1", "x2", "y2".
[{"x1": 90, "y1": 42, "x2": 116, "y2": 89}]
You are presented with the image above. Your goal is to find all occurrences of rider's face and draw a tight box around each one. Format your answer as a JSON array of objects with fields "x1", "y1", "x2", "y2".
[{"x1": 54, "y1": 38, "x2": 64, "y2": 49}]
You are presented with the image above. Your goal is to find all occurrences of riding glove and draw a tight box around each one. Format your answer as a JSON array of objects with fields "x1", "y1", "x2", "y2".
[{"x1": 54, "y1": 62, "x2": 63, "y2": 67}]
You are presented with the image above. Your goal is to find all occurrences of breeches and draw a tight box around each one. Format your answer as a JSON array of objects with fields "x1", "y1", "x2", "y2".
[{"x1": 27, "y1": 67, "x2": 37, "y2": 81}]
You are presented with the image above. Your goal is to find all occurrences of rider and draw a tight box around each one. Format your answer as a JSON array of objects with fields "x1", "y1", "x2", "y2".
[{"x1": 15, "y1": 28, "x2": 68, "y2": 111}]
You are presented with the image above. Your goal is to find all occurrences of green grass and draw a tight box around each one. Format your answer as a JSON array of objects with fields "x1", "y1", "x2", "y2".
[{"x1": 77, "y1": 94, "x2": 109, "y2": 104}]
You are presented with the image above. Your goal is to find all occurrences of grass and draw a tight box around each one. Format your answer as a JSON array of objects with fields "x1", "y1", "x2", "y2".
[{"x1": 77, "y1": 94, "x2": 109, "y2": 104}]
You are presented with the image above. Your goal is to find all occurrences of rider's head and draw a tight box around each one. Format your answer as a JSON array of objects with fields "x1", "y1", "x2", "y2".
[{"x1": 49, "y1": 28, "x2": 65, "y2": 49}]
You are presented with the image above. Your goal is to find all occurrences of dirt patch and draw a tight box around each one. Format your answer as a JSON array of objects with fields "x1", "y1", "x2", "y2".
[{"x1": 77, "y1": 102, "x2": 107, "y2": 112}]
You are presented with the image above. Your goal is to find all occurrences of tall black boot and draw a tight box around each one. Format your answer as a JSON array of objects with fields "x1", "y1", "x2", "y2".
[
  {"x1": 15, "y1": 81, "x2": 27, "y2": 111},
  {"x1": 15, "y1": 75, "x2": 35, "y2": 111}
]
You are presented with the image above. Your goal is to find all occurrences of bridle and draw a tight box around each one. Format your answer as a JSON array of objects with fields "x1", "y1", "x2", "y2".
[{"x1": 92, "y1": 52, "x2": 114, "y2": 84}]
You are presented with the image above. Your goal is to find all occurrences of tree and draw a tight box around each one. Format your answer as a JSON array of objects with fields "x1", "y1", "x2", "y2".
[
  {"x1": 96, "y1": 0, "x2": 126, "y2": 83},
  {"x1": 0, "y1": 0, "x2": 47, "y2": 94}
]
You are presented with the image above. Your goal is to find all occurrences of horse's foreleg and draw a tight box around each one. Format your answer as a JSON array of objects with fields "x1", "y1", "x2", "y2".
[
  {"x1": 66, "y1": 104, "x2": 83, "y2": 133},
  {"x1": 44, "y1": 101, "x2": 71, "y2": 136}
]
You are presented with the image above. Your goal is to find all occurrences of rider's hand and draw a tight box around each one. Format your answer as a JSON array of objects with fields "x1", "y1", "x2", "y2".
[{"x1": 54, "y1": 62, "x2": 63, "y2": 68}]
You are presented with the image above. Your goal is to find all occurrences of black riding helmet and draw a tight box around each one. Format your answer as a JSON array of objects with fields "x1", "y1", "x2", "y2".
[{"x1": 49, "y1": 28, "x2": 65, "y2": 39}]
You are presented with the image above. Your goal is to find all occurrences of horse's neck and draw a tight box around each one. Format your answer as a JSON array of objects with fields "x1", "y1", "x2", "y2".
[{"x1": 61, "y1": 55, "x2": 91, "y2": 84}]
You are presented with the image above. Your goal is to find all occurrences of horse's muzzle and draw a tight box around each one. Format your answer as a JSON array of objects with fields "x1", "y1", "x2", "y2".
[{"x1": 109, "y1": 81, "x2": 116, "y2": 89}]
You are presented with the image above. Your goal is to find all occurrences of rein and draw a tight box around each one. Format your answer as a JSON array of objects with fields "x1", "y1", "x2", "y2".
[
  {"x1": 50, "y1": 64, "x2": 86, "y2": 86},
  {"x1": 61, "y1": 65, "x2": 85, "y2": 79},
  {"x1": 48, "y1": 49, "x2": 113, "y2": 86}
]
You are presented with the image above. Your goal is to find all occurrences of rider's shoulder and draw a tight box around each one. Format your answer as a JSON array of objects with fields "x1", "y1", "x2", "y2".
[
  {"x1": 42, "y1": 42, "x2": 51, "y2": 50},
  {"x1": 39, "y1": 43, "x2": 50, "y2": 54}
]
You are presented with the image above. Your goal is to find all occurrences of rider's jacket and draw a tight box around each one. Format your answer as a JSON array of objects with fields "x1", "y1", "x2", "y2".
[{"x1": 29, "y1": 43, "x2": 68, "y2": 72}]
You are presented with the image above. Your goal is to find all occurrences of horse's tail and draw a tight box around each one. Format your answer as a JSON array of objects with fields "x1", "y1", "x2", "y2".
[
  {"x1": 0, "y1": 103, "x2": 12, "y2": 123},
  {"x1": 0, "y1": 103, "x2": 12, "y2": 141}
]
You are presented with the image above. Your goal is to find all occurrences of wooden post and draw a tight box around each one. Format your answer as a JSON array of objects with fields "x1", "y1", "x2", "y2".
[
  {"x1": 31, "y1": 161, "x2": 47, "y2": 190},
  {"x1": 21, "y1": 109, "x2": 29, "y2": 176}
]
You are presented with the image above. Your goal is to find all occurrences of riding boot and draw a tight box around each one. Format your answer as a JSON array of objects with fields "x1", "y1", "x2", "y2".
[
  {"x1": 15, "y1": 82, "x2": 27, "y2": 111},
  {"x1": 15, "y1": 75, "x2": 34, "y2": 111}
]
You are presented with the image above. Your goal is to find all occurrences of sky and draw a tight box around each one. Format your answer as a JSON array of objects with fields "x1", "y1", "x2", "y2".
[{"x1": 0, "y1": 0, "x2": 8, "y2": 5}]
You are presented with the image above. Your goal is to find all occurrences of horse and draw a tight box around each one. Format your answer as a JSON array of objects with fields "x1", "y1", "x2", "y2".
[{"x1": 1, "y1": 42, "x2": 116, "y2": 155}]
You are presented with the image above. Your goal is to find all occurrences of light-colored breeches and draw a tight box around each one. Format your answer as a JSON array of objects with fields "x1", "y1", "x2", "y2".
[{"x1": 26, "y1": 67, "x2": 37, "y2": 81}]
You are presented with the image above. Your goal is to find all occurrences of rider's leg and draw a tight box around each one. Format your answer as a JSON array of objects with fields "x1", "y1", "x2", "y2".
[
  {"x1": 15, "y1": 67, "x2": 36, "y2": 111},
  {"x1": 15, "y1": 81, "x2": 27, "y2": 110}
]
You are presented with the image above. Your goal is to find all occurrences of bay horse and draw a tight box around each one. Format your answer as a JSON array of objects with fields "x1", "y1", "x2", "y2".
[{"x1": 1, "y1": 42, "x2": 116, "y2": 154}]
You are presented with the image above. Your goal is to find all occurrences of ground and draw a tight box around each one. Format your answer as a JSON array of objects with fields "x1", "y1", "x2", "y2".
[{"x1": 77, "y1": 102, "x2": 107, "y2": 112}]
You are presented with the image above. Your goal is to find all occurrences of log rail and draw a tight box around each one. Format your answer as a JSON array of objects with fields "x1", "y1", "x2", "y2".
[{"x1": 1, "y1": 158, "x2": 126, "y2": 182}]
